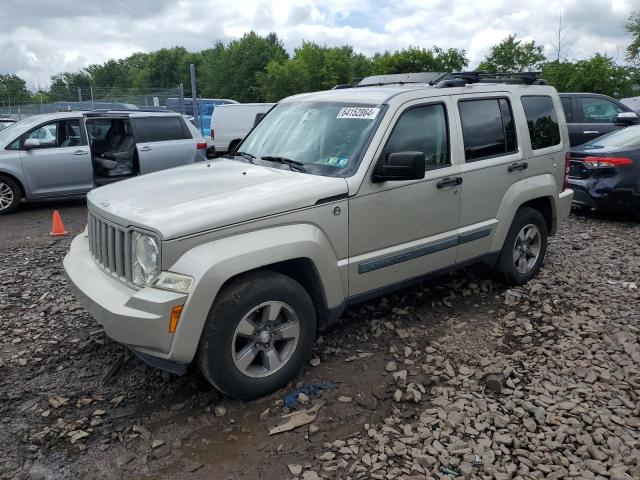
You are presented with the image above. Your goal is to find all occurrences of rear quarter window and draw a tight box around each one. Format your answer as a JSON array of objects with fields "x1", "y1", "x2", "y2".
[
  {"x1": 521, "y1": 96, "x2": 561, "y2": 150},
  {"x1": 134, "y1": 117, "x2": 189, "y2": 143}
]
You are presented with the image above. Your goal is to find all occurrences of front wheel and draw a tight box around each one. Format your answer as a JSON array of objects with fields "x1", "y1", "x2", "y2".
[
  {"x1": 197, "y1": 271, "x2": 316, "y2": 400},
  {"x1": 497, "y1": 207, "x2": 548, "y2": 285},
  {"x1": 0, "y1": 176, "x2": 21, "y2": 215}
]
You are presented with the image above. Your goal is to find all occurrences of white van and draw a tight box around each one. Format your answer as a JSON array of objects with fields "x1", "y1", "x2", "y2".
[{"x1": 209, "y1": 103, "x2": 274, "y2": 156}]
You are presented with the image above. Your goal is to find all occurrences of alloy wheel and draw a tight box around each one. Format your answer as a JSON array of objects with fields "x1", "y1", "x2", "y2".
[
  {"x1": 513, "y1": 223, "x2": 542, "y2": 274},
  {"x1": 231, "y1": 301, "x2": 300, "y2": 378},
  {"x1": 0, "y1": 182, "x2": 14, "y2": 211}
]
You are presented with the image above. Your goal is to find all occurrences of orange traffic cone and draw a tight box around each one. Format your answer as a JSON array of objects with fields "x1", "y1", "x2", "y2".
[{"x1": 50, "y1": 210, "x2": 68, "y2": 236}]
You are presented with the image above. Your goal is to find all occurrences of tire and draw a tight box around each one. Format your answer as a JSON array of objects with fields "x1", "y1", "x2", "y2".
[
  {"x1": 0, "y1": 175, "x2": 21, "y2": 215},
  {"x1": 197, "y1": 270, "x2": 316, "y2": 400},
  {"x1": 497, "y1": 207, "x2": 548, "y2": 285}
]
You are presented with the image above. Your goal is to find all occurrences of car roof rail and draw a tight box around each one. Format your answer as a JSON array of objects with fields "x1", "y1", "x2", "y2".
[
  {"x1": 441, "y1": 71, "x2": 548, "y2": 86},
  {"x1": 355, "y1": 72, "x2": 449, "y2": 88},
  {"x1": 332, "y1": 71, "x2": 548, "y2": 90}
]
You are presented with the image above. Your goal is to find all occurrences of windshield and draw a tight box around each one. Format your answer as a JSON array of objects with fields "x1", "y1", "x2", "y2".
[
  {"x1": 585, "y1": 125, "x2": 640, "y2": 148},
  {"x1": 238, "y1": 101, "x2": 384, "y2": 176}
]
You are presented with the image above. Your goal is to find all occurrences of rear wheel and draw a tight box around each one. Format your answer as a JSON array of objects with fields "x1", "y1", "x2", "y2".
[
  {"x1": 0, "y1": 176, "x2": 21, "y2": 215},
  {"x1": 497, "y1": 207, "x2": 548, "y2": 285},
  {"x1": 197, "y1": 271, "x2": 316, "y2": 400}
]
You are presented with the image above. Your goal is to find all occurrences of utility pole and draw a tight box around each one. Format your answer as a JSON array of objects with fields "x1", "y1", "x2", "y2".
[{"x1": 189, "y1": 64, "x2": 199, "y2": 129}]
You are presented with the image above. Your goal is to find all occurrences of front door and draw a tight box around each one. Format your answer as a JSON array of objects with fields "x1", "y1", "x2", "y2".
[
  {"x1": 573, "y1": 95, "x2": 628, "y2": 146},
  {"x1": 348, "y1": 98, "x2": 461, "y2": 297},
  {"x1": 19, "y1": 118, "x2": 93, "y2": 196}
]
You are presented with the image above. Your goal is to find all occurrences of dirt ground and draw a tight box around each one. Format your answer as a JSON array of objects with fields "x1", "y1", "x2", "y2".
[{"x1": 0, "y1": 201, "x2": 639, "y2": 480}]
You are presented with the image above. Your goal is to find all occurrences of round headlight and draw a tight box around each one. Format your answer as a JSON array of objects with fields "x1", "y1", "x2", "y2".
[{"x1": 132, "y1": 232, "x2": 159, "y2": 286}]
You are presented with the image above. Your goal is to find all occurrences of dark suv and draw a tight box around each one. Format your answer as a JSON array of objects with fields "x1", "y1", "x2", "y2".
[{"x1": 560, "y1": 93, "x2": 639, "y2": 146}]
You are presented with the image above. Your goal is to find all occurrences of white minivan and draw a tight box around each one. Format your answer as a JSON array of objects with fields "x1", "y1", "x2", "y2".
[{"x1": 209, "y1": 103, "x2": 274, "y2": 156}]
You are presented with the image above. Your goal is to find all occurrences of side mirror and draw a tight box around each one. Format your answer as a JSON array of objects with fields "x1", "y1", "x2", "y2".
[
  {"x1": 617, "y1": 112, "x2": 638, "y2": 124},
  {"x1": 23, "y1": 138, "x2": 40, "y2": 150},
  {"x1": 373, "y1": 151, "x2": 425, "y2": 183}
]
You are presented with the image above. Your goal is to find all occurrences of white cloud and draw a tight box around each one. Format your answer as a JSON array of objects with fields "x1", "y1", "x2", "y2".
[{"x1": 0, "y1": 0, "x2": 635, "y2": 85}]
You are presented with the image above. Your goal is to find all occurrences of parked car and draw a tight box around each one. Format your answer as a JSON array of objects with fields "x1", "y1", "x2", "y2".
[
  {"x1": 560, "y1": 93, "x2": 638, "y2": 146},
  {"x1": 209, "y1": 103, "x2": 274, "y2": 157},
  {"x1": 166, "y1": 98, "x2": 238, "y2": 139},
  {"x1": 0, "y1": 117, "x2": 16, "y2": 131},
  {"x1": 0, "y1": 110, "x2": 207, "y2": 214},
  {"x1": 621, "y1": 96, "x2": 640, "y2": 115},
  {"x1": 64, "y1": 72, "x2": 572, "y2": 399},
  {"x1": 568, "y1": 125, "x2": 640, "y2": 216}
]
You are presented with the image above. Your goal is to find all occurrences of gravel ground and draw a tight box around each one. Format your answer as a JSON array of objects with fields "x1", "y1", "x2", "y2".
[{"x1": 0, "y1": 208, "x2": 639, "y2": 480}]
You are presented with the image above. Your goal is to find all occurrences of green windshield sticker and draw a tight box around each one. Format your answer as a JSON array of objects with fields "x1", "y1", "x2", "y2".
[
  {"x1": 324, "y1": 157, "x2": 349, "y2": 167},
  {"x1": 336, "y1": 107, "x2": 380, "y2": 119}
]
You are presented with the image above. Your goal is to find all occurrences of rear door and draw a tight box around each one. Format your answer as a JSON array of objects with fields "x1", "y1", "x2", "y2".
[
  {"x1": 19, "y1": 118, "x2": 93, "y2": 196},
  {"x1": 455, "y1": 93, "x2": 525, "y2": 261},
  {"x1": 132, "y1": 116, "x2": 196, "y2": 174},
  {"x1": 560, "y1": 95, "x2": 581, "y2": 146},
  {"x1": 573, "y1": 95, "x2": 629, "y2": 146}
]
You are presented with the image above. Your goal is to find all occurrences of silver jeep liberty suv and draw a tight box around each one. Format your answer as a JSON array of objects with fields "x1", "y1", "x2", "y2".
[{"x1": 65, "y1": 72, "x2": 573, "y2": 399}]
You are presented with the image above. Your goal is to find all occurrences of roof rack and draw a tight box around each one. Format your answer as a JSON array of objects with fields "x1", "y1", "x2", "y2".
[
  {"x1": 436, "y1": 71, "x2": 547, "y2": 87},
  {"x1": 332, "y1": 71, "x2": 547, "y2": 89}
]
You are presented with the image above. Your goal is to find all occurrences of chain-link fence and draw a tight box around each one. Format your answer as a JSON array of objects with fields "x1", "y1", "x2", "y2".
[{"x1": 0, "y1": 85, "x2": 186, "y2": 119}]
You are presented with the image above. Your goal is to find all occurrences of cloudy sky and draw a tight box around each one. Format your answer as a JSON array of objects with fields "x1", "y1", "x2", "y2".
[{"x1": 0, "y1": 0, "x2": 636, "y2": 86}]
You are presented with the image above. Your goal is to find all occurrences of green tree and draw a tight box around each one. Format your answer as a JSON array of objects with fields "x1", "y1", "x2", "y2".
[
  {"x1": 371, "y1": 46, "x2": 468, "y2": 74},
  {"x1": 541, "y1": 61, "x2": 578, "y2": 92},
  {"x1": 86, "y1": 59, "x2": 135, "y2": 90},
  {"x1": 256, "y1": 59, "x2": 311, "y2": 102},
  {"x1": 543, "y1": 55, "x2": 633, "y2": 97},
  {"x1": 0, "y1": 74, "x2": 31, "y2": 105},
  {"x1": 47, "y1": 71, "x2": 93, "y2": 101},
  {"x1": 626, "y1": 11, "x2": 640, "y2": 66},
  {"x1": 256, "y1": 42, "x2": 373, "y2": 101},
  {"x1": 478, "y1": 35, "x2": 546, "y2": 73},
  {"x1": 200, "y1": 32, "x2": 288, "y2": 102},
  {"x1": 131, "y1": 47, "x2": 197, "y2": 88}
]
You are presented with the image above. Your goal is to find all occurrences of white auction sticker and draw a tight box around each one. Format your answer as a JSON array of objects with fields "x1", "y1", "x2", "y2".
[{"x1": 336, "y1": 107, "x2": 380, "y2": 119}]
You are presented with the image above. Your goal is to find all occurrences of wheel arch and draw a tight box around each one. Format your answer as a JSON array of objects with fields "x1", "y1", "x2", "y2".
[
  {"x1": 0, "y1": 171, "x2": 25, "y2": 199},
  {"x1": 165, "y1": 224, "x2": 345, "y2": 364},
  {"x1": 490, "y1": 174, "x2": 560, "y2": 252}
]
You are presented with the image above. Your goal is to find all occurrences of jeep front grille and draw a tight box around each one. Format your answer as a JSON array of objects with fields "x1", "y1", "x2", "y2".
[{"x1": 88, "y1": 211, "x2": 132, "y2": 283}]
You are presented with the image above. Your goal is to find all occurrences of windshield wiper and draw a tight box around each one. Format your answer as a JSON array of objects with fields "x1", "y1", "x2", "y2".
[
  {"x1": 235, "y1": 151, "x2": 256, "y2": 163},
  {"x1": 260, "y1": 155, "x2": 306, "y2": 172}
]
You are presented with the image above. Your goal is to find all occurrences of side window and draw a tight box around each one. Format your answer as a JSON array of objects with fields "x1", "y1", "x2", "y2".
[
  {"x1": 459, "y1": 98, "x2": 518, "y2": 161},
  {"x1": 579, "y1": 97, "x2": 625, "y2": 123},
  {"x1": 134, "y1": 117, "x2": 189, "y2": 142},
  {"x1": 521, "y1": 96, "x2": 561, "y2": 150},
  {"x1": 560, "y1": 97, "x2": 574, "y2": 122},
  {"x1": 382, "y1": 103, "x2": 449, "y2": 170},
  {"x1": 25, "y1": 119, "x2": 83, "y2": 149},
  {"x1": 27, "y1": 122, "x2": 58, "y2": 148}
]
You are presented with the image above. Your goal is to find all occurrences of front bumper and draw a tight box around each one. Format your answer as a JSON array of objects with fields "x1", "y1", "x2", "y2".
[{"x1": 64, "y1": 234, "x2": 188, "y2": 365}]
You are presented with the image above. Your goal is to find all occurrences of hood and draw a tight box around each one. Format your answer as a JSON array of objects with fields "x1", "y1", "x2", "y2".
[{"x1": 88, "y1": 159, "x2": 348, "y2": 239}]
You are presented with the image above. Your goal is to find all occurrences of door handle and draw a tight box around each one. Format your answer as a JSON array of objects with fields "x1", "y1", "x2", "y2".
[
  {"x1": 73, "y1": 150, "x2": 88, "y2": 156},
  {"x1": 583, "y1": 130, "x2": 599, "y2": 135},
  {"x1": 139, "y1": 146, "x2": 152, "y2": 152},
  {"x1": 508, "y1": 161, "x2": 528, "y2": 172},
  {"x1": 436, "y1": 177, "x2": 463, "y2": 189}
]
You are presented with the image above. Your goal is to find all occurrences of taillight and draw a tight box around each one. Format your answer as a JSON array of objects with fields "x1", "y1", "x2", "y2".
[
  {"x1": 210, "y1": 128, "x2": 214, "y2": 140},
  {"x1": 583, "y1": 156, "x2": 634, "y2": 167},
  {"x1": 563, "y1": 152, "x2": 570, "y2": 190},
  {"x1": 196, "y1": 142, "x2": 207, "y2": 150}
]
